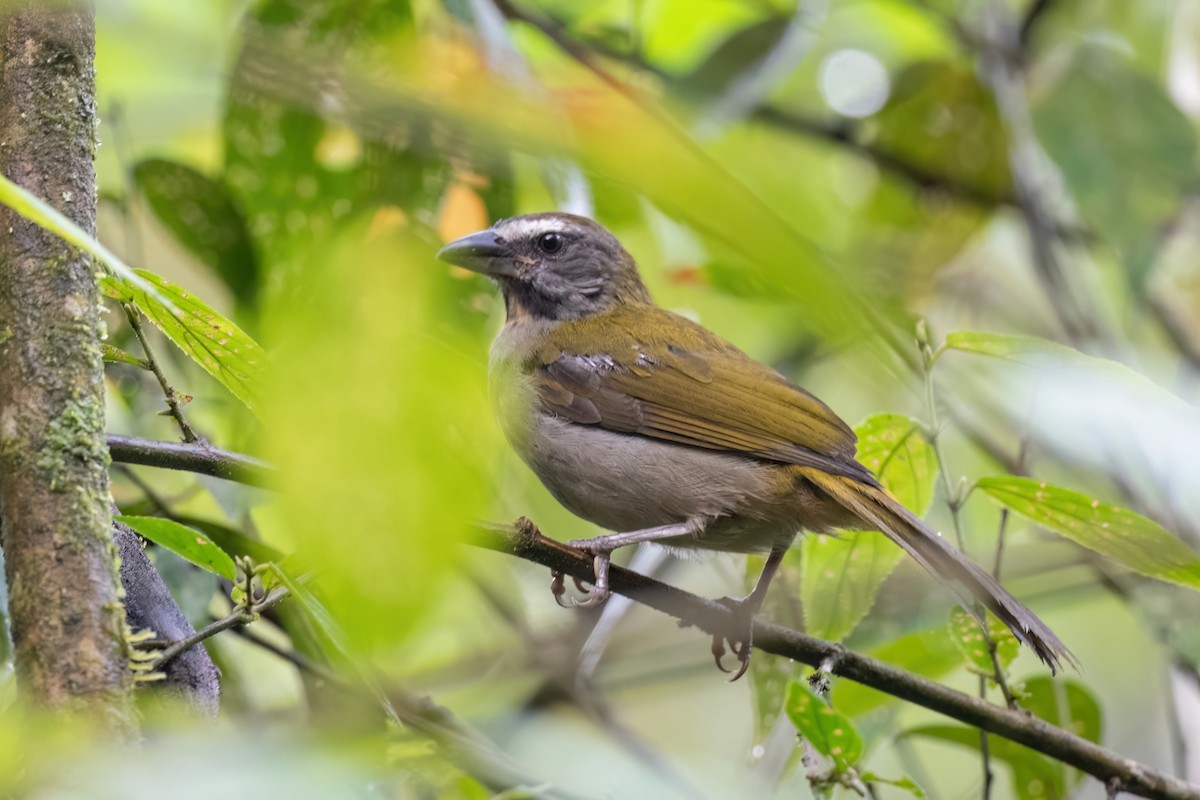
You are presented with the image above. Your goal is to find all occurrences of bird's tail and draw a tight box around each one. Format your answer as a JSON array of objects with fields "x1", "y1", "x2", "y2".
[{"x1": 804, "y1": 469, "x2": 1076, "y2": 673}]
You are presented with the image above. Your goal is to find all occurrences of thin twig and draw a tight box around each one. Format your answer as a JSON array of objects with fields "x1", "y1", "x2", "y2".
[
  {"x1": 229, "y1": 625, "x2": 353, "y2": 693},
  {"x1": 1018, "y1": 0, "x2": 1058, "y2": 49},
  {"x1": 922, "y1": 342, "x2": 1018, "y2": 713},
  {"x1": 119, "y1": 302, "x2": 200, "y2": 442},
  {"x1": 106, "y1": 434, "x2": 273, "y2": 487},
  {"x1": 473, "y1": 522, "x2": 1200, "y2": 800},
  {"x1": 152, "y1": 586, "x2": 290, "y2": 668},
  {"x1": 977, "y1": 2, "x2": 1101, "y2": 345}
]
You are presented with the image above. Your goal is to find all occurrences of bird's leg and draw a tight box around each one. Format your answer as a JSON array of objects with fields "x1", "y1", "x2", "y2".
[
  {"x1": 712, "y1": 539, "x2": 792, "y2": 681},
  {"x1": 558, "y1": 518, "x2": 705, "y2": 608}
]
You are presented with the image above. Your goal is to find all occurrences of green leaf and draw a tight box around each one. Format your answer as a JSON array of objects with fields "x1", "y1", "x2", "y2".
[
  {"x1": 784, "y1": 679, "x2": 864, "y2": 772},
  {"x1": 977, "y1": 476, "x2": 1200, "y2": 590},
  {"x1": 944, "y1": 331, "x2": 1075, "y2": 361},
  {"x1": 134, "y1": 158, "x2": 259, "y2": 305},
  {"x1": 1020, "y1": 676, "x2": 1103, "y2": 745},
  {"x1": 1034, "y1": 49, "x2": 1197, "y2": 288},
  {"x1": 948, "y1": 607, "x2": 1019, "y2": 676},
  {"x1": 902, "y1": 678, "x2": 1100, "y2": 800},
  {"x1": 679, "y1": 16, "x2": 792, "y2": 101},
  {"x1": 860, "y1": 772, "x2": 925, "y2": 798},
  {"x1": 902, "y1": 724, "x2": 1065, "y2": 800},
  {"x1": 101, "y1": 269, "x2": 266, "y2": 414},
  {"x1": 115, "y1": 515, "x2": 237, "y2": 582},
  {"x1": 832, "y1": 627, "x2": 962, "y2": 716},
  {"x1": 748, "y1": 548, "x2": 804, "y2": 742},
  {"x1": 802, "y1": 414, "x2": 939, "y2": 641},
  {"x1": 171, "y1": 515, "x2": 284, "y2": 565},
  {"x1": 872, "y1": 61, "x2": 1011, "y2": 200},
  {"x1": 101, "y1": 343, "x2": 147, "y2": 369}
]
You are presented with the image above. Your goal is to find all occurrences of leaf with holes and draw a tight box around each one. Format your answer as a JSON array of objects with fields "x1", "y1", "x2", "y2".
[
  {"x1": 102, "y1": 269, "x2": 266, "y2": 414},
  {"x1": 116, "y1": 515, "x2": 236, "y2": 582},
  {"x1": 802, "y1": 414, "x2": 939, "y2": 641},
  {"x1": 978, "y1": 477, "x2": 1200, "y2": 590},
  {"x1": 948, "y1": 607, "x2": 1019, "y2": 677},
  {"x1": 784, "y1": 679, "x2": 864, "y2": 772}
]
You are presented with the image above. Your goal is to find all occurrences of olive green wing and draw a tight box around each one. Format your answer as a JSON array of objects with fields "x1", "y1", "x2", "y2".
[{"x1": 534, "y1": 307, "x2": 876, "y2": 484}]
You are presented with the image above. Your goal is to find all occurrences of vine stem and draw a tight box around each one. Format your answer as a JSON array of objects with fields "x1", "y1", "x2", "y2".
[{"x1": 920, "y1": 334, "x2": 1017, "y2": 800}]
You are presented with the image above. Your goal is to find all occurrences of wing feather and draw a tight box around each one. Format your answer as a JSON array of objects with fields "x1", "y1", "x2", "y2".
[{"x1": 533, "y1": 306, "x2": 877, "y2": 484}]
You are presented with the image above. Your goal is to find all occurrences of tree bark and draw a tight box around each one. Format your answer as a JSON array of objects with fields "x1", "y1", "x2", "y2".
[{"x1": 0, "y1": 2, "x2": 135, "y2": 728}]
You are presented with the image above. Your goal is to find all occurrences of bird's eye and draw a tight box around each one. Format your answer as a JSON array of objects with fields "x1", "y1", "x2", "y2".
[{"x1": 536, "y1": 232, "x2": 564, "y2": 254}]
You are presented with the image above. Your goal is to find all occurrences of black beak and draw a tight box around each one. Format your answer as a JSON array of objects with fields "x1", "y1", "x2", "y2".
[{"x1": 436, "y1": 229, "x2": 514, "y2": 277}]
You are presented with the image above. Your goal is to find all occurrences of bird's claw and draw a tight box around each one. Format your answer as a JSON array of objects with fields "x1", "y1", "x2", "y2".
[
  {"x1": 710, "y1": 596, "x2": 755, "y2": 682},
  {"x1": 550, "y1": 546, "x2": 612, "y2": 608},
  {"x1": 550, "y1": 571, "x2": 571, "y2": 608}
]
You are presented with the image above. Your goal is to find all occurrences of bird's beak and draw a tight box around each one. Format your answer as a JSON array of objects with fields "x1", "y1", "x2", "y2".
[{"x1": 436, "y1": 229, "x2": 515, "y2": 277}]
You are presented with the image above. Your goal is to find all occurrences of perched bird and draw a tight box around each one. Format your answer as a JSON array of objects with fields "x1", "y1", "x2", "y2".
[{"x1": 438, "y1": 212, "x2": 1073, "y2": 679}]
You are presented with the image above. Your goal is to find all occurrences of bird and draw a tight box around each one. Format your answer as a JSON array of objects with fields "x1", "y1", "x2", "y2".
[{"x1": 437, "y1": 211, "x2": 1074, "y2": 680}]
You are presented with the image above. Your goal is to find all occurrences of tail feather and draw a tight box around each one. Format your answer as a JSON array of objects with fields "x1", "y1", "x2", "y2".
[{"x1": 805, "y1": 470, "x2": 1076, "y2": 674}]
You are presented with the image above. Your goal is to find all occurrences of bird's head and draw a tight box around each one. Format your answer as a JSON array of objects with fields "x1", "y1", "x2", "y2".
[{"x1": 436, "y1": 213, "x2": 652, "y2": 321}]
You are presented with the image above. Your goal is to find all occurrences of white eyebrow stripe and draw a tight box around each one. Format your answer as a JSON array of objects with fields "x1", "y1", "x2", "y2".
[{"x1": 501, "y1": 218, "x2": 572, "y2": 239}]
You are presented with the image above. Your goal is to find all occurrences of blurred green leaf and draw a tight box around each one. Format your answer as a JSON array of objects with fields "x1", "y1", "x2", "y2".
[
  {"x1": 1034, "y1": 49, "x2": 1197, "y2": 287},
  {"x1": 872, "y1": 61, "x2": 1010, "y2": 199},
  {"x1": 802, "y1": 414, "x2": 938, "y2": 641},
  {"x1": 270, "y1": 565, "x2": 352, "y2": 661},
  {"x1": 832, "y1": 626, "x2": 962, "y2": 716},
  {"x1": 902, "y1": 724, "x2": 1065, "y2": 799},
  {"x1": 223, "y1": 0, "x2": 449, "y2": 292},
  {"x1": 748, "y1": 594, "x2": 799, "y2": 742},
  {"x1": 784, "y1": 679, "x2": 864, "y2": 772},
  {"x1": 101, "y1": 268, "x2": 267, "y2": 414},
  {"x1": 860, "y1": 771, "x2": 926, "y2": 798},
  {"x1": 262, "y1": 224, "x2": 490, "y2": 653},
  {"x1": 948, "y1": 607, "x2": 1019, "y2": 676},
  {"x1": 116, "y1": 515, "x2": 237, "y2": 581},
  {"x1": 944, "y1": 331, "x2": 1074, "y2": 361},
  {"x1": 134, "y1": 158, "x2": 259, "y2": 306},
  {"x1": 679, "y1": 16, "x2": 792, "y2": 100},
  {"x1": 0, "y1": 172, "x2": 165, "y2": 303},
  {"x1": 1021, "y1": 676, "x2": 1103, "y2": 744},
  {"x1": 902, "y1": 677, "x2": 1100, "y2": 800},
  {"x1": 977, "y1": 476, "x2": 1200, "y2": 590}
]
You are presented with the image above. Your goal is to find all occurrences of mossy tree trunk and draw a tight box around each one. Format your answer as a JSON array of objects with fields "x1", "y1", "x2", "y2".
[{"x1": 0, "y1": 1, "x2": 135, "y2": 729}]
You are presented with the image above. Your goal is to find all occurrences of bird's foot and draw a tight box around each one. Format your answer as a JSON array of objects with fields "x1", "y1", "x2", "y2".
[
  {"x1": 549, "y1": 570, "x2": 593, "y2": 608},
  {"x1": 710, "y1": 596, "x2": 756, "y2": 682},
  {"x1": 550, "y1": 542, "x2": 612, "y2": 609}
]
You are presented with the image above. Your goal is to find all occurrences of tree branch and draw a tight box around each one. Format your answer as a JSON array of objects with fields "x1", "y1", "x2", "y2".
[
  {"x1": 106, "y1": 434, "x2": 273, "y2": 488},
  {"x1": 150, "y1": 586, "x2": 289, "y2": 669},
  {"x1": 472, "y1": 521, "x2": 1200, "y2": 800}
]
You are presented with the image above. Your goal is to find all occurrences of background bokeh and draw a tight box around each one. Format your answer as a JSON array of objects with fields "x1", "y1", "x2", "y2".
[{"x1": 2, "y1": 0, "x2": 1199, "y2": 798}]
